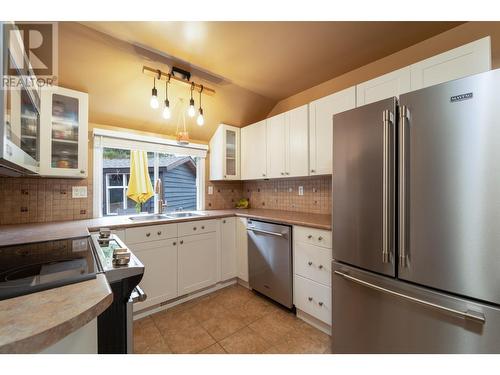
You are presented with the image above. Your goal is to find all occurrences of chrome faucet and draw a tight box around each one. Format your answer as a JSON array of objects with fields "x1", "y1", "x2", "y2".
[{"x1": 154, "y1": 178, "x2": 168, "y2": 214}]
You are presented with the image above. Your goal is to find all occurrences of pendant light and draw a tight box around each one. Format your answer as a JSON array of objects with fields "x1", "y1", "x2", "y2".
[
  {"x1": 150, "y1": 76, "x2": 159, "y2": 109},
  {"x1": 176, "y1": 98, "x2": 190, "y2": 145},
  {"x1": 188, "y1": 82, "x2": 196, "y2": 117},
  {"x1": 196, "y1": 85, "x2": 204, "y2": 126},
  {"x1": 162, "y1": 75, "x2": 171, "y2": 120}
]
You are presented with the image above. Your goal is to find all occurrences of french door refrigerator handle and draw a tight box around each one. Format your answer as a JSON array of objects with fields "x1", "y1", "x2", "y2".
[
  {"x1": 382, "y1": 110, "x2": 393, "y2": 264},
  {"x1": 399, "y1": 105, "x2": 408, "y2": 268},
  {"x1": 334, "y1": 270, "x2": 486, "y2": 324}
]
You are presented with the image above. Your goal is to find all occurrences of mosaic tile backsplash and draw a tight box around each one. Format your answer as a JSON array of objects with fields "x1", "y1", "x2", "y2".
[
  {"x1": 206, "y1": 175, "x2": 332, "y2": 214},
  {"x1": 0, "y1": 177, "x2": 93, "y2": 225}
]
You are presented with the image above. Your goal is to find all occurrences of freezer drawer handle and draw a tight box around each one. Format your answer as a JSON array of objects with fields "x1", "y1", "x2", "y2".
[
  {"x1": 334, "y1": 270, "x2": 486, "y2": 324},
  {"x1": 247, "y1": 227, "x2": 285, "y2": 237}
]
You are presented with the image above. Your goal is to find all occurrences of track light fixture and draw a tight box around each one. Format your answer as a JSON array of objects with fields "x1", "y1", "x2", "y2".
[
  {"x1": 188, "y1": 82, "x2": 196, "y2": 117},
  {"x1": 150, "y1": 76, "x2": 159, "y2": 109},
  {"x1": 162, "y1": 75, "x2": 171, "y2": 120},
  {"x1": 196, "y1": 85, "x2": 204, "y2": 126}
]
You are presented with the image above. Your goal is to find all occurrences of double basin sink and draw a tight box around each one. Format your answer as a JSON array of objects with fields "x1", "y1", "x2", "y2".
[{"x1": 128, "y1": 212, "x2": 206, "y2": 222}]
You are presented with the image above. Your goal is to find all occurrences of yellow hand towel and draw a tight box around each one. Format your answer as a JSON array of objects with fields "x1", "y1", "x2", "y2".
[{"x1": 127, "y1": 150, "x2": 154, "y2": 204}]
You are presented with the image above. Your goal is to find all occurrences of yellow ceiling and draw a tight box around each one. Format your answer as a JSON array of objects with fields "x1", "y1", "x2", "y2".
[{"x1": 57, "y1": 21, "x2": 462, "y2": 142}]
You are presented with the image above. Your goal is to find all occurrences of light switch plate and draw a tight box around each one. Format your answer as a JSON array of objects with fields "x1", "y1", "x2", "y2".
[
  {"x1": 72, "y1": 186, "x2": 87, "y2": 198},
  {"x1": 208, "y1": 186, "x2": 214, "y2": 195},
  {"x1": 298, "y1": 186, "x2": 304, "y2": 196}
]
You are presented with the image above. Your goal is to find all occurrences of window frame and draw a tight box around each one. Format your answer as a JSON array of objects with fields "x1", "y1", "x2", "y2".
[
  {"x1": 93, "y1": 130, "x2": 207, "y2": 218},
  {"x1": 104, "y1": 172, "x2": 130, "y2": 216}
]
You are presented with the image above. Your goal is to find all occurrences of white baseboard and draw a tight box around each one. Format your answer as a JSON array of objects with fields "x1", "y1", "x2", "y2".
[
  {"x1": 296, "y1": 309, "x2": 332, "y2": 336},
  {"x1": 133, "y1": 278, "x2": 237, "y2": 320},
  {"x1": 237, "y1": 278, "x2": 250, "y2": 289}
]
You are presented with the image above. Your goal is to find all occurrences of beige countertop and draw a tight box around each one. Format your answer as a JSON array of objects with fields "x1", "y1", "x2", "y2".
[
  {"x1": 0, "y1": 208, "x2": 330, "y2": 353},
  {"x1": 0, "y1": 274, "x2": 112, "y2": 354},
  {"x1": 0, "y1": 209, "x2": 331, "y2": 247}
]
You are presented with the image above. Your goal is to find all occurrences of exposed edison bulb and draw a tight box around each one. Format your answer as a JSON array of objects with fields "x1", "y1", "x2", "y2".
[
  {"x1": 188, "y1": 98, "x2": 196, "y2": 117},
  {"x1": 162, "y1": 100, "x2": 171, "y2": 119},
  {"x1": 196, "y1": 108, "x2": 204, "y2": 126},
  {"x1": 150, "y1": 87, "x2": 159, "y2": 109}
]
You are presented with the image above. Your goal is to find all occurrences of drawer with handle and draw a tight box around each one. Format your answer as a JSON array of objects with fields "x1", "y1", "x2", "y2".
[
  {"x1": 178, "y1": 219, "x2": 217, "y2": 237},
  {"x1": 294, "y1": 226, "x2": 332, "y2": 249},
  {"x1": 294, "y1": 274, "x2": 332, "y2": 325},
  {"x1": 294, "y1": 242, "x2": 332, "y2": 286},
  {"x1": 125, "y1": 223, "x2": 178, "y2": 244}
]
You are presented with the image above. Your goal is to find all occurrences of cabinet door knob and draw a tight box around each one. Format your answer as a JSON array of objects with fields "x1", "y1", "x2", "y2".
[
  {"x1": 319, "y1": 302, "x2": 324, "y2": 307},
  {"x1": 157, "y1": 231, "x2": 162, "y2": 235},
  {"x1": 222, "y1": 220, "x2": 226, "y2": 224},
  {"x1": 308, "y1": 297, "x2": 313, "y2": 302},
  {"x1": 193, "y1": 227, "x2": 197, "y2": 231},
  {"x1": 80, "y1": 170, "x2": 85, "y2": 174},
  {"x1": 308, "y1": 261, "x2": 313, "y2": 266},
  {"x1": 318, "y1": 236, "x2": 323, "y2": 241},
  {"x1": 281, "y1": 172, "x2": 285, "y2": 175},
  {"x1": 285, "y1": 172, "x2": 289, "y2": 175},
  {"x1": 319, "y1": 264, "x2": 323, "y2": 269},
  {"x1": 173, "y1": 242, "x2": 177, "y2": 246},
  {"x1": 180, "y1": 240, "x2": 184, "y2": 244},
  {"x1": 201, "y1": 226, "x2": 205, "y2": 229},
  {"x1": 311, "y1": 169, "x2": 315, "y2": 173},
  {"x1": 146, "y1": 233, "x2": 151, "y2": 237},
  {"x1": 262, "y1": 173, "x2": 266, "y2": 177},
  {"x1": 307, "y1": 235, "x2": 313, "y2": 239}
]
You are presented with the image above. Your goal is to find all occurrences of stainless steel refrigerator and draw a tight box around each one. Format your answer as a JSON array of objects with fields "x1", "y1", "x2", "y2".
[{"x1": 332, "y1": 69, "x2": 500, "y2": 353}]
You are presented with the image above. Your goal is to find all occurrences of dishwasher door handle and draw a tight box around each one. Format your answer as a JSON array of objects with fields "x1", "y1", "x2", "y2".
[{"x1": 247, "y1": 227, "x2": 285, "y2": 237}]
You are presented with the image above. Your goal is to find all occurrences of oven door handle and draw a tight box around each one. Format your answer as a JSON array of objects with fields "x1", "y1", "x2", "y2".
[{"x1": 130, "y1": 285, "x2": 147, "y2": 303}]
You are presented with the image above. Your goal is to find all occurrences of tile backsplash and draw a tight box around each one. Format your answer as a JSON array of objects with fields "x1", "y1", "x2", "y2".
[
  {"x1": 0, "y1": 177, "x2": 92, "y2": 225},
  {"x1": 206, "y1": 175, "x2": 331, "y2": 215}
]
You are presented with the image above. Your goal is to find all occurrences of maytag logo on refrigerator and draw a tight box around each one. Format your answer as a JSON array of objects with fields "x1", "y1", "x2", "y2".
[{"x1": 450, "y1": 92, "x2": 473, "y2": 103}]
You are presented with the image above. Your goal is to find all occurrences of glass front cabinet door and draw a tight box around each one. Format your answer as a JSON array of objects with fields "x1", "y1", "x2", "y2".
[
  {"x1": 209, "y1": 124, "x2": 240, "y2": 180},
  {"x1": 40, "y1": 86, "x2": 88, "y2": 177}
]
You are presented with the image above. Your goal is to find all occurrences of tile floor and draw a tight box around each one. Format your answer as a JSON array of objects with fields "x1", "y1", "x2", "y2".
[{"x1": 133, "y1": 284, "x2": 332, "y2": 354}]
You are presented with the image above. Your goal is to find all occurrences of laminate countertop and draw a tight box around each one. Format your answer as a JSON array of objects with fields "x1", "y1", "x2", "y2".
[
  {"x1": 0, "y1": 208, "x2": 330, "y2": 353},
  {"x1": 0, "y1": 209, "x2": 332, "y2": 247},
  {"x1": 0, "y1": 274, "x2": 112, "y2": 354}
]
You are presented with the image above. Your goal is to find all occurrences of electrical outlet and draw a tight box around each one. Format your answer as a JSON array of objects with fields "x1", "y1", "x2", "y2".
[
  {"x1": 208, "y1": 186, "x2": 214, "y2": 195},
  {"x1": 298, "y1": 186, "x2": 304, "y2": 196},
  {"x1": 72, "y1": 186, "x2": 87, "y2": 198}
]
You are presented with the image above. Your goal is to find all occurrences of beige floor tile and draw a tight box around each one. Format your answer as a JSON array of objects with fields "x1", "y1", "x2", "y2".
[
  {"x1": 219, "y1": 327, "x2": 272, "y2": 354},
  {"x1": 265, "y1": 328, "x2": 330, "y2": 354},
  {"x1": 189, "y1": 298, "x2": 228, "y2": 323},
  {"x1": 133, "y1": 317, "x2": 163, "y2": 353},
  {"x1": 247, "y1": 310, "x2": 300, "y2": 345},
  {"x1": 213, "y1": 285, "x2": 254, "y2": 309},
  {"x1": 200, "y1": 309, "x2": 247, "y2": 341},
  {"x1": 152, "y1": 308, "x2": 199, "y2": 335},
  {"x1": 143, "y1": 336, "x2": 173, "y2": 354},
  {"x1": 293, "y1": 320, "x2": 332, "y2": 346},
  {"x1": 198, "y1": 343, "x2": 227, "y2": 354},
  {"x1": 165, "y1": 324, "x2": 216, "y2": 354},
  {"x1": 231, "y1": 294, "x2": 281, "y2": 325}
]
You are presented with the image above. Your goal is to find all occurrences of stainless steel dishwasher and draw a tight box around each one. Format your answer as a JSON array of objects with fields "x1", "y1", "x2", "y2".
[{"x1": 247, "y1": 219, "x2": 293, "y2": 308}]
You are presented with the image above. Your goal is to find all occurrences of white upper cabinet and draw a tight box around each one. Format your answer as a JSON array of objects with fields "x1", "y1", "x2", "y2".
[
  {"x1": 209, "y1": 124, "x2": 240, "y2": 180},
  {"x1": 40, "y1": 86, "x2": 88, "y2": 178},
  {"x1": 410, "y1": 36, "x2": 491, "y2": 90},
  {"x1": 241, "y1": 120, "x2": 267, "y2": 180},
  {"x1": 309, "y1": 86, "x2": 356, "y2": 175},
  {"x1": 286, "y1": 104, "x2": 309, "y2": 178},
  {"x1": 266, "y1": 112, "x2": 286, "y2": 178},
  {"x1": 356, "y1": 67, "x2": 412, "y2": 106}
]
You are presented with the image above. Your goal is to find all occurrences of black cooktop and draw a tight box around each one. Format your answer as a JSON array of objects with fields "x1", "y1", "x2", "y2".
[{"x1": 0, "y1": 236, "x2": 102, "y2": 301}]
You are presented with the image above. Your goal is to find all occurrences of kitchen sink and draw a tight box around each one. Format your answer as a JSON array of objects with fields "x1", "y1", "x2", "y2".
[
  {"x1": 128, "y1": 214, "x2": 171, "y2": 221},
  {"x1": 165, "y1": 212, "x2": 206, "y2": 218}
]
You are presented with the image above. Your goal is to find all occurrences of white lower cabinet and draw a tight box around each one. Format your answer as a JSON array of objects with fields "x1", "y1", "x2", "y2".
[
  {"x1": 131, "y1": 239, "x2": 178, "y2": 311},
  {"x1": 220, "y1": 217, "x2": 237, "y2": 281},
  {"x1": 236, "y1": 217, "x2": 249, "y2": 282},
  {"x1": 293, "y1": 225, "x2": 332, "y2": 328},
  {"x1": 178, "y1": 231, "x2": 218, "y2": 295},
  {"x1": 294, "y1": 275, "x2": 332, "y2": 325}
]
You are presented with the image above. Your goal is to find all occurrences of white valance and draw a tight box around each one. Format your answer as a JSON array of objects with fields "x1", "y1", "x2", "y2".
[{"x1": 93, "y1": 128, "x2": 208, "y2": 158}]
